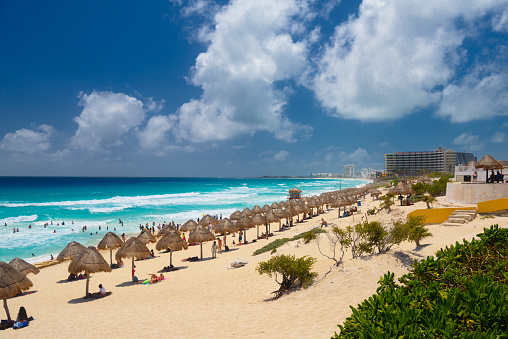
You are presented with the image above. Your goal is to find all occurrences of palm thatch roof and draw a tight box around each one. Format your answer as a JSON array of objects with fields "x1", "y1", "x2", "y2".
[
  {"x1": 289, "y1": 187, "x2": 302, "y2": 193},
  {"x1": 0, "y1": 262, "x2": 33, "y2": 321},
  {"x1": 476, "y1": 154, "x2": 503, "y2": 170},
  {"x1": 389, "y1": 182, "x2": 414, "y2": 195},
  {"x1": 115, "y1": 237, "x2": 151, "y2": 261},
  {"x1": 156, "y1": 232, "x2": 188, "y2": 252},
  {"x1": 270, "y1": 202, "x2": 279, "y2": 209},
  {"x1": 97, "y1": 232, "x2": 124, "y2": 250},
  {"x1": 137, "y1": 229, "x2": 157, "y2": 244},
  {"x1": 251, "y1": 205, "x2": 262, "y2": 214},
  {"x1": 251, "y1": 214, "x2": 266, "y2": 226},
  {"x1": 265, "y1": 211, "x2": 280, "y2": 223},
  {"x1": 0, "y1": 262, "x2": 33, "y2": 299},
  {"x1": 199, "y1": 214, "x2": 220, "y2": 226},
  {"x1": 229, "y1": 210, "x2": 243, "y2": 221},
  {"x1": 213, "y1": 219, "x2": 238, "y2": 234},
  {"x1": 9, "y1": 258, "x2": 40, "y2": 276},
  {"x1": 158, "y1": 225, "x2": 179, "y2": 237},
  {"x1": 261, "y1": 204, "x2": 272, "y2": 213},
  {"x1": 180, "y1": 219, "x2": 198, "y2": 232},
  {"x1": 241, "y1": 207, "x2": 253, "y2": 216},
  {"x1": 235, "y1": 215, "x2": 255, "y2": 230},
  {"x1": 188, "y1": 225, "x2": 216, "y2": 244},
  {"x1": 68, "y1": 246, "x2": 111, "y2": 275},
  {"x1": 57, "y1": 241, "x2": 87, "y2": 262}
]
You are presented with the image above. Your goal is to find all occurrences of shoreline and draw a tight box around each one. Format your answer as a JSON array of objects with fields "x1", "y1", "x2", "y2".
[{"x1": 6, "y1": 185, "x2": 507, "y2": 337}]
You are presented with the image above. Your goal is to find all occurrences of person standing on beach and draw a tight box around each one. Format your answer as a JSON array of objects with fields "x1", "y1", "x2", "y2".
[
  {"x1": 211, "y1": 241, "x2": 218, "y2": 258},
  {"x1": 239, "y1": 231, "x2": 243, "y2": 245},
  {"x1": 218, "y1": 238, "x2": 222, "y2": 254}
]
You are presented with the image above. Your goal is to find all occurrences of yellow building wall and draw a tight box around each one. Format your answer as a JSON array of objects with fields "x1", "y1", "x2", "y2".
[
  {"x1": 477, "y1": 198, "x2": 508, "y2": 213},
  {"x1": 408, "y1": 207, "x2": 476, "y2": 224}
]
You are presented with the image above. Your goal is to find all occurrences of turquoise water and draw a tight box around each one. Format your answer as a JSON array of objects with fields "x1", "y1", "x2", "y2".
[{"x1": 0, "y1": 177, "x2": 368, "y2": 263}]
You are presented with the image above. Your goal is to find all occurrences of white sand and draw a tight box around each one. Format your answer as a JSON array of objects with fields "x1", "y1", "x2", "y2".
[{"x1": 4, "y1": 191, "x2": 506, "y2": 338}]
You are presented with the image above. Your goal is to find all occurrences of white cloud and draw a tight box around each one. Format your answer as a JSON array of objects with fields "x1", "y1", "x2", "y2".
[
  {"x1": 71, "y1": 91, "x2": 146, "y2": 152},
  {"x1": 437, "y1": 71, "x2": 508, "y2": 122},
  {"x1": 492, "y1": 131, "x2": 506, "y2": 143},
  {"x1": 274, "y1": 150, "x2": 289, "y2": 161},
  {"x1": 339, "y1": 147, "x2": 369, "y2": 163},
  {"x1": 453, "y1": 132, "x2": 483, "y2": 151},
  {"x1": 174, "y1": 0, "x2": 312, "y2": 143},
  {"x1": 138, "y1": 115, "x2": 176, "y2": 155},
  {"x1": 312, "y1": 0, "x2": 507, "y2": 122},
  {"x1": 493, "y1": 8, "x2": 508, "y2": 31},
  {"x1": 0, "y1": 124, "x2": 54, "y2": 154}
]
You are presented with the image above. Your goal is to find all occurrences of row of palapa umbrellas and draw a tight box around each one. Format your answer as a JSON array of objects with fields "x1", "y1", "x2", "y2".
[{"x1": 0, "y1": 184, "x2": 375, "y2": 318}]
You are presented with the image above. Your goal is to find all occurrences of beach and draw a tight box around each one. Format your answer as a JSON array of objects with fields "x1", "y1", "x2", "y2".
[{"x1": 3, "y1": 187, "x2": 506, "y2": 338}]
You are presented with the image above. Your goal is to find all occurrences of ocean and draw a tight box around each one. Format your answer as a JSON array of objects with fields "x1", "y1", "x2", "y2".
[{"x1": 0, "y1": 176, "x2": 368, "y2": 263}]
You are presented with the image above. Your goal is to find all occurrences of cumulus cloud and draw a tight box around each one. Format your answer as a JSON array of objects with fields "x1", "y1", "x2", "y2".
[
  {"x1": 138, "y1": 115, "x2": 177, "y2": 155},
  {"x1": 453, "y1": 132, "x2": 483, "y2": 151},
  {"x1": 0, "y1": 124, "x2": 54, "y2": 154},
  {"x1": 340, "y1": 147, "x2": 369, "y2": 163},
  {"x1": 312, "y1": 0, "x2": 507, "y2": 122},
  {"x1": 274, "y1": 150, "x2": 289, "y2": 161},
  {"x1": 71, "y1": 91, "x2": 146, "y2": 152},
  {"x1": 437, "y1": 70, "x2": 508, "y2": 122},
  {"x1": 173, "y1": 0, "x2": 312, "y2": 143},
  {"x1": 492, "y1": 131, "x2": 506, "y2": 143}
]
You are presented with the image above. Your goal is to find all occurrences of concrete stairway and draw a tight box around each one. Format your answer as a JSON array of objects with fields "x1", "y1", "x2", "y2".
[{"x1": 442, "y1": 209, "x2": 477, "y2": 226}]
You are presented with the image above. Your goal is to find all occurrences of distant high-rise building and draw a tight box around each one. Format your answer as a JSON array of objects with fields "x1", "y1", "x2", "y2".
[
  {"x1": 384, "y1": 147, "x2": 475, "y2": 175},
  {"x1": 344, "y1": 164, "x2": 355, "y2": 178}
]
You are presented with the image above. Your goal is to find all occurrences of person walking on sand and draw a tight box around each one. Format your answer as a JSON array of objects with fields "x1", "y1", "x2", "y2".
[
  {"x1": 218, "y1": 238, "x2": 222, "y2": 254},
  {"x1": 211, "y1": 241, "x2": 218, "y2": 258},
  {"x1": 239, "y1": 231, "x2": 243, "y2": 245}
]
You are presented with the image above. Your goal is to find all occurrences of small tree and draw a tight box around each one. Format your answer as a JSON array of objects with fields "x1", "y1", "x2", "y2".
[
  {"x1": 315, "y1": 226, "x2": 349, "y2": 267},
  {"x1": 422, "y1": 195, "x2": 435, "y2": 209},
  {"x1": 411, "y1": 182, "x2": 428, "y2": 195},
  {"x1": 379, "y1": 193, "x2": 395, "y2": 212},
  {"x1": 256, "y1": 254, "x2": 318, "y2": 299},
  {"x1": 405, "y1": 215, "x2": 431, "y2": 247}
]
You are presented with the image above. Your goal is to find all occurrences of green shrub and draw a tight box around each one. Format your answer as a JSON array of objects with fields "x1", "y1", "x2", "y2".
[
  {"x1": 405, "y1": 215, "x2": 431, "y2": 246},
  {"x1": 408, "y1": 194, "x2": 424, "y2": 203},
  {"x1": 302, "y1": 230, "x2": 318, "y2": 243},
  {"x1": 333, "y1": 225, "x2": 508, "y2": 338},
  {"x1": 253, "y1": 228, "x2": 325, "y2": 255},
  {"x1": 257, "y1": 254, "x2": 318, "y2": 299}
]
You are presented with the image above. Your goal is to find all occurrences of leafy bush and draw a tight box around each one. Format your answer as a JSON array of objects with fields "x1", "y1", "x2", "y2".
[
  {"x1": 405, "y1": 215, "x2": 431, "y2": 247},
  {"x1": 367, "y1": 207, "x2": 377, "y2": 215},
  {"x1": 411, "y1": 183, "x2": 428, "y2": 195},
  {"x1": 253, "y1": 228, "x2": 325, "y2": 255},
  {"x1": 408, "y1": 194, "x2": 424, "y2": 204},
  {"x1": 379, "y1": 193, "x2": 395, "y2": 212},
  {"x1": 302, "y1": 230, "x2": 318, "y2": 243},
  {"x1": 334, "y1": 225, "x2": 508, "y2": 338},
  {"x1": 257, "y1": 254, "x2": 318, "y2": 299}
]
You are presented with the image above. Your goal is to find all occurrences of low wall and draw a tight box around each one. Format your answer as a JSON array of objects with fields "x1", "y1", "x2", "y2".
[
  {"x1": 408, "y1": 207, "x2": 477, "y2": 224},
  {"x1": 446, "y1": 182, "x2": 508, "y2": 204},
  {"x1": 477, "y1": 198, "x2": 508, "y2": 213}
]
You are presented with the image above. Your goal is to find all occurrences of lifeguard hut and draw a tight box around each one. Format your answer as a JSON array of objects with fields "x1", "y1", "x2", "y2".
[{"x1": 288, "y1": 187, "x2": 302, "y2": 200}]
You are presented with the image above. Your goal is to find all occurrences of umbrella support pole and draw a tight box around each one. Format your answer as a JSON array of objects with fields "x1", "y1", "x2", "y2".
[
  {"x1": 266, "y1": 223, "x2": 269, "y2": 240},
  {"x1": 3, "y1": 299, "x2": 11, "y2": 322},
  {"x1": 257, "y1": 226, "x2": 259, "y2": 239},
  {"x1": 170, "y1": 249, "x2": 173, "y2": 267},
  {"x1": 85, "y1": 273, "x2": 90, "y2": 298},
  {"x1": 110, "y1": 249, "x2": 113, "y2": 265},
  {"x1": 200, "y1": 243, "x2": 203, "y2": 259}
]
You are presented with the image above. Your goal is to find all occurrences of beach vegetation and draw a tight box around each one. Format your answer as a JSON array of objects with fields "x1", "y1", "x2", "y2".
[
  {"x1": 426, "y1": 176, "x2": 451, "y2": 197},
  {"x1": 252, "y1": 228, "x2": 325, "y2": 256},
  {"x1": 410, "y1": 182, "x2": 428, "y2": 195},
  {"x1": 404, "y1": 215, "x2": 431, "y2": 247},
  {"x1": 366, "y1": 207, "x2": 377, "y2": 215},
  {"x1": 379, "y1": 193, "x2": 395, "y2": 212},
  {"x1": 257, "y1": 254, "x2": 318, "y2": 299},
  {"x1": 302, "y1": 230, "x2": 318, "y2": 243},
  {"x1": 408, "y1": 194, "x2": 424, "y2": 204},
  {"x1": 422, "y1": 195, "x2": 436, "y2": 209},
  {"x1": 334, "y1": 225, "x2": 508, "y2": 338},
  {"x1": 315, "y1": 226, "x2": 349, "y2": 267}
]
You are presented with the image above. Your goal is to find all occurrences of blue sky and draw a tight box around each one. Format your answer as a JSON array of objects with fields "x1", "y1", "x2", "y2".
[{"x1": 0, "y1": 0, "x2": 507, "y2": 177}]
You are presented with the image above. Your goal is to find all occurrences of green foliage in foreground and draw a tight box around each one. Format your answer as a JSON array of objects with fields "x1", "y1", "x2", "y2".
[
  {"x1": 334, "y1": 225, "x2": 508, "y2": 338},
  {"x1": 257, "y1": 254, "x2": 318, "y2": 299},
  {"x1": 252, "y1": 228, "x2": 325, "y2": 256}
]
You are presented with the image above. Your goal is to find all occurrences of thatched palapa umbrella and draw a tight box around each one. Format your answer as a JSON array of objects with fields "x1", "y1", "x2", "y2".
[
  {"x1": 242, "y1": 207, "x2": 253, "y2": 216},
  {"x1": 180, "y1": 219, "x2": 198, "y2": 232},
  {"x1": 9, "y1": 258, "x2": 40, "y2": 276},
  {"x1": 68, "y1": 246, "x2": 111, "y2": 298},
  {"x1": 199, "y1": 214, "x2": 220, "y2": 227},
  {"x1": 158, "y1": 225, "x2": 179, "y2": 237},
  {"x1": 213, "y1": 218, "x2": 238, "y2": 247},
  {"x1": 476, "y1": 154, "x2": 503, "y2": 182},
  {"x1": 229, "y1": 210, "x2": 243, "y2": 221},
  {"x1": 235, "y1": 215, "x2": 254, "y2": 243},
  {"x1": 115, "y1": 237, "x2": 151, "y2": 281},
  {"x1": 156, "y1": 232, "x2": 188, "y2": 268},
  {"x1": 188, "y1": 224, "x2": 216, "y2": 259},
  {"x1": 137, "y1": 229, "x2": 157, "y2": 244},
  {"x1": 57, "y1": 241, "x2": 87, "y2": 262},
  {"x1": 0, "y1": 262, "x2": 33, "y2": 322},
  {"x1": 97, "y1": 232, "x2": 124, "y2": 265},
  {"x1": 251, "y1": 214, "x2": 266, "y2": 239},
  {"x1": 251, "y1": 205, "x2": 262, "y2": 215},
  {"x1": 264, "y1": 211, "x2": 280, "y2": 238}
]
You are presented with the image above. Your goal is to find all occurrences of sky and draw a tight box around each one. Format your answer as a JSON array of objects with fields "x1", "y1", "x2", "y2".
[{"x1": 0, "y1": 0, "x2": 507, "y2": 177}]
